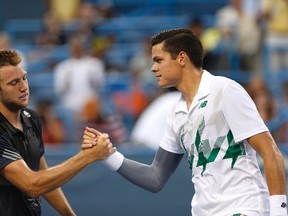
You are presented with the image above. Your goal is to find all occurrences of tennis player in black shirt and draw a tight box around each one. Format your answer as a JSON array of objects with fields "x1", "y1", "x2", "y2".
[{"x1": 0, "y1": 50, "x2": 116, "y2": 216}]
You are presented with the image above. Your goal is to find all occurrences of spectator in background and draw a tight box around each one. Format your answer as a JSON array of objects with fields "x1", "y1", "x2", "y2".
[
  {"x1": 246, "y1": 76, "x2": 288, "y2": 147},
  {"x1": 189, "y1": 17, "x2": 222, "y2": 72},
  {"x1": 78, "y1": 94, "x2": 128, "y2": 145},
  {"x1": 35, "y1": 99, "x2": 66, "y2": 144},
  {"x1": 87, "y1": 0, "x2": 116, "y2": 19},
  {"x1": 34, "y1": 11, "x2": 67, "y2": 46},
  {"x1": 76, "y1": 2, "x2": 101, "y2": 43},
  {"x1": 259, "y1": 0, "x2": 288, "y2": 72},
  {"x1": 189, "y1": 18, "x2": 203, "y2": 39},
  {"x1": 54, "y1": 34, "x2": 105, "y2": 115},
  {"x1": 246, "y1": 75, "x2": 277, "y2": 123},
  {"x1": 215, "y1": 0, "x2": 261, "y2": 72},
  {"x1": 90, "y1": 34, "x2": 114, "y2": 60},
  {"x1": 77, "y1": 1, "x2": 116, "y2": 69}
]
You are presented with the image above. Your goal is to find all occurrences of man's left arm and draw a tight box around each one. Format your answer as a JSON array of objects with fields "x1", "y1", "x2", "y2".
[{"x1": 40, "y1": 156, "x2": 76, "y2": 216}]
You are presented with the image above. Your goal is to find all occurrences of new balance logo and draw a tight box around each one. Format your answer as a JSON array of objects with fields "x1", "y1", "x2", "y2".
[{"x1": 198, "y1": 100, "x2": 208, "y2": 109}]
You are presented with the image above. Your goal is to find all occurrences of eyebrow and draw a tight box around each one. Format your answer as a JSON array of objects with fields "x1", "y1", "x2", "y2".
[
  {"x1": 152, "y1": 56, "x2": 161, "y2": 62},
  {"x1": 7, "y1": 71, "x2": 27, "y2": 84}
]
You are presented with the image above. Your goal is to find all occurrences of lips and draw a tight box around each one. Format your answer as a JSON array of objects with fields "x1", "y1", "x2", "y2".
[{"x1": 19, "y1": 93, "x2": 28, "y2": 99}]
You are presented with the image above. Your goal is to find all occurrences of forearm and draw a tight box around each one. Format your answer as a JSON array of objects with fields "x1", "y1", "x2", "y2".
[
  {"x1": 118, "y1": 158, "x2": 165, "y2": 193},
  {"x1": 43, "y1": 188, "x2": 76, "y2": 216},
  {"x1": 104, "y1": 148, "x2": 184, "y2": 193},
  {"x1": 248, "y1": 132, "x2": 287, "y2": 215},
  {"x1": 28, "y1": 134, "x2": 113, "y2": 197},
  {"x1": 265, "y1": 154, "x2": 288, "y2": 216},
  {"x1": 2, "y1": 133, "x2": 113, "y2": 199},
  {"x1": 264, "y1": 150, "x2": 286, "y2": 195},
  {"x1": 30, "y1": 152, "x2": 92, "y2": 197}
]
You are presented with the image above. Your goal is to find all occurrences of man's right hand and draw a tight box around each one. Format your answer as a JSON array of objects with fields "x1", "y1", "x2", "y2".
[
  {"x1": 82, "y1": 127, "x2": 116, "y2": 161},
  {"x1": 82, "y1": 127, "x2": 103, "y2": 148}
]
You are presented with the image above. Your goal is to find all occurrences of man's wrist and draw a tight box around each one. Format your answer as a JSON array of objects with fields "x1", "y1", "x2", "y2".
[
  {"x1": 101, "y1": 151, "x2": 124, "y2": 171},
  {"x1": 270, "y1": 195, "x2": 287, "y2": 215}
]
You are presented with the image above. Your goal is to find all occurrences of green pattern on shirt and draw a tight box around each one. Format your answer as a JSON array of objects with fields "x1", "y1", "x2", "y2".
[
  {"x1": 182, "y1": 117, "x2": 246, "y2": 175},
  {"x1": 223, "y1": 130, "x2": 246, "y2": 168}
]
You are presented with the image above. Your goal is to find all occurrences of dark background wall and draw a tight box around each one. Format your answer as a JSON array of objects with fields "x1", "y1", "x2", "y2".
[{"x1": 0, "y1": 0, "x2": 45, "y2": 30}]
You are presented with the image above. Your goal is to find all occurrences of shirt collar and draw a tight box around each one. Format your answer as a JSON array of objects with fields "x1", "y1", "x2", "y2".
[
  {"x1": 175, "y1": 70, "x2": 214, "y2": 113},
  {"x1": 0, "y1": 109, "x2": 32, "y2": 134},
  {"x1": 21, "y1": 110, "x2": 32, "y2": 129}
]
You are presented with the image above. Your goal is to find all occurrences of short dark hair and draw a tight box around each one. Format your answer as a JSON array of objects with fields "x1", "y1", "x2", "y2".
[
  {"x1": 0, "y1": 50, "x2": 22, "y2": 68},
  {"x1": 150, "y1": 28, "x2": 203, "y2": 68}
]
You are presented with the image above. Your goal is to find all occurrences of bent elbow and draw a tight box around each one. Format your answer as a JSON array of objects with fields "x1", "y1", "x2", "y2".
[
  {"x1": 22, "y1": 177, "x2": 43, "y2": 198},
  {"x1": 26, "y1": 191, "x2": 41, "y2": 198},
  {"x1": 23, "y1": 187, "x2": 42, "y2": 198},
  {"x1": 148, "y1": 182, "x2": 165, "y2": 193},
  {"x1": 150, "y1": 187, "x2": 162, "y2": 193}
]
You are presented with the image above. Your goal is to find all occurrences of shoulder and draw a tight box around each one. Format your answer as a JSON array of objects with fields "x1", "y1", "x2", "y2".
[
  {"x1": 212, "y1": 76, "x2": 245, "y2": 93},
  {"x1": 209, "y1": 75, "x2": 232, "y2": 95},
  {"x1": 213, "y1": 75, "x2": 232, "y2": 84}
]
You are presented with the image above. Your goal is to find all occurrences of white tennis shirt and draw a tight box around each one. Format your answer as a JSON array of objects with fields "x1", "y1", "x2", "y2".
[{"x1": 160, "y1": 70, "x2": 270, "y2": 216}]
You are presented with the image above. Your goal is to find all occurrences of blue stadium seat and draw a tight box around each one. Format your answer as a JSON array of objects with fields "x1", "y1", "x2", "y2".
[{"x1": 5, "y1": 19, "x2": 42, "y2": 43}]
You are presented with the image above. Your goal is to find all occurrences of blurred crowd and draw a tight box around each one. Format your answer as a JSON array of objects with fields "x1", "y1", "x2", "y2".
[{"x1": 1, "y1": 0, "x2": 288, "y2": 149}]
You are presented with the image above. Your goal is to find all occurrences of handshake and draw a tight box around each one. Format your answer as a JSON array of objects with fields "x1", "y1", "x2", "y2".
[{"x1": 80, "y1": 127, "x2": 117, "y2": 162}]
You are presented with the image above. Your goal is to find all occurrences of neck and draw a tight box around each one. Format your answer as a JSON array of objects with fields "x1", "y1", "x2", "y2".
[
  {"x1": 179, "y1": 68, "x2": 203, "y2": 108},
  {"x1": 0, "y1": 105, "x2": 22, "y2": 130}
]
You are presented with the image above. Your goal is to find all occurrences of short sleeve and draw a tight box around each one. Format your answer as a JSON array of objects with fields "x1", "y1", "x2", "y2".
[
  {"x1": 0, "y1": 133, "x2": 22, "y2": 170},
  {"x1": 222, "y1": 80, "x2": 268, "y2": 143},
  {"x1": 160, "y1": 109, "x2": 185, "y2": 154}
]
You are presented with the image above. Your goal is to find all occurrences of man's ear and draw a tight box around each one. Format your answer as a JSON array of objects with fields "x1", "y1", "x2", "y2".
[{"x1": 178, "y1": 51, "x2": 186, "y2": 67}]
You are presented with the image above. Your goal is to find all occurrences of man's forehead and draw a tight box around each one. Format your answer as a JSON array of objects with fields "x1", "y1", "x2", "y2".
[
  {"x1": 152, "y1": 42, "x2": 166, "y2": 53},
  {"x1": 0, "y1": 65, "x2": 26, "y2": 78}
]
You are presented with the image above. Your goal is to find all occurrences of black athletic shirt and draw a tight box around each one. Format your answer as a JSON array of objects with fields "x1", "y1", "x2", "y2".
[{"x1": 0, "y1": 108, "x2": 44, "y2": 216}]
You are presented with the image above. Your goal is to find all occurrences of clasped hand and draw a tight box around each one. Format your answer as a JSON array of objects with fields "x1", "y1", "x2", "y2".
[{"x1": 82, "y1": 127, "x2": 116, "y2": 160}]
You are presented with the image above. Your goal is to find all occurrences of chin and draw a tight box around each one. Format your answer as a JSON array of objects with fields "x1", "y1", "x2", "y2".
[
  {"x1": 159, "y1": 83, "x2": 173, "y2": 89},
  {"x1": 9, "y1": 102, "x2": 29, "y2": 111},
  {"x1": 158, "y1": 81, "x2": 167, "y2": 88},
  {"x1": 20, "y1": 100, "x2": 29, "y2": 108}
]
